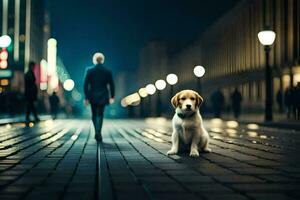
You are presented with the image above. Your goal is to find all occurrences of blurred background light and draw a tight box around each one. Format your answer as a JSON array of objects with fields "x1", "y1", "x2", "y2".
[
  {"x1": 166, "y1": 73, "x2": 178, "y2": 85},
  {"x1": 155, "y1": 79, "x2": 166, "y2": 90},
  {"x1": 0, "y1": 35, "x2": 12, "y2": 48},
  {"x1": 145, "y1": 84, "x2": 156, "y2": 95},
  {"x1": 63, "y1": 79, "x2": 75, "y2": 91},
  {"x1": 138, "y1": 88, "x2": 148, "y2": 98},
  {"x1": 193, "y1": 65, "x2": 205, "y2": 77}
]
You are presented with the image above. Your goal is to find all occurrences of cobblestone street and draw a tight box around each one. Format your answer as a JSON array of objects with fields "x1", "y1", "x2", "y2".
[{"x1": 0, "y1": 119, "x2": 300, "y2": 200}]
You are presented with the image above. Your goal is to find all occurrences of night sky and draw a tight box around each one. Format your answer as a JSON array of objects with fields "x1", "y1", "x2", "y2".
[{"x1": 46, "y1": 0, "x2": 240, "y2": 91}]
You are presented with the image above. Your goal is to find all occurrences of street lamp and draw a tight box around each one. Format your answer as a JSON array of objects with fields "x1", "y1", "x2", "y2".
[
  {"x1": 258, "y1": 29, "x2": 276, "y2": 121},
  {"x1": 166, "y1": 73, "x2": 178, "y2": 98},
  {"x1": 145, "y1": 84, "x2": 156, "y2": 116},
  {"x1": 155, "y1": 80, "x2": 166, "y2": 116},
  {"x1": 193, "y1": 65, "x2": 205, "y2": 93}
]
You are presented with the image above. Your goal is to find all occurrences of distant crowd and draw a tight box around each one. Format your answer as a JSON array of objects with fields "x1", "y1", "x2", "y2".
[
  {"x1": 283, "y1": 82, "x2": 300, "y2": 120},
  {"x1": 0, "y1": 62, "x2": 80, "y2": 124},
  {"x1": 209, "y1": 82, "x2": 300, "y2": 120}
]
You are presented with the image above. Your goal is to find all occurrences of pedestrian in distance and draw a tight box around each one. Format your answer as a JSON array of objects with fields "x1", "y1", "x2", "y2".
[
  {"x1": 24, "y1": 61, "x2": 40, "y2": 125},
  {"x1": 49, "y1": 92, "x2": 60, "y2": 119},
  {"x1": 276, "y1": 89, "x2": 284, "y2": 113},
  {"x1": 84, "y1": 52, "x2": 115, "y2": 142},
  {"x1": 291, "y1": 86, "x2": 297, "y2": 119},
  {"x1": 210, "y1": 88, "x2": 225, "y2": 118},
  {"x1": 295, "y1": 82, "x2": 300, "y2": 120},
  {"x1": 284, "y1": 87, "x2": 293, "y2": 119},
  {"x1": 230, "y1": 87, "x2": 242, "y2": 119}
]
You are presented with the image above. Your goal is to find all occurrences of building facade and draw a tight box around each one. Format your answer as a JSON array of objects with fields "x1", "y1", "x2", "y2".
[
  {"x1": 138, "y1": 0, "x2": 300, "y2": 113},
  {"x1": 0, "y1": 0, "x2": 49, "y2": 115},
  {"x1": 0, "y1": 0, "x2": 48, "y2": 91}
]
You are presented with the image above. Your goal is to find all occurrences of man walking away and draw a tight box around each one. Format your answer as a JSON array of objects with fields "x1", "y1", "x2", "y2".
[
  {"x1": 230, "y1": 87, "x2": 242, "y2": 119},
  {"x1": 84, "y1": 53, "x2": 115, "y2": 141},
  {"x1": 49, "y1": 92, "x2": 60, "y2": 119},
  {"x1": 24, "y1": 61, "x2": 40, "y2": 125}
]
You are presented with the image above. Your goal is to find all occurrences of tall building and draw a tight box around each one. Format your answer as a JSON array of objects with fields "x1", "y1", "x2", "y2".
[{"x1": 0, "y1": 0, "x2": 48, "y2": 91}]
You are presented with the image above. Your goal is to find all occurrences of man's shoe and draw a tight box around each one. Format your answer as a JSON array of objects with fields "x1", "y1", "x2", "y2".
[{"x1": 95, "y1": 134, "x2": 102, "y2": 142}]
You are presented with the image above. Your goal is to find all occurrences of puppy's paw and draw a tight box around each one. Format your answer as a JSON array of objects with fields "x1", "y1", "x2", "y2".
[
  {"x1": 189, "y1": 149, "x2": 199, "y2": 157},
  {"x1": 203, "y1": 147, "x2": 212, "y2": 153},
  {"x1": 167, "y1": 149, "x2": 178, "y2": 155}
]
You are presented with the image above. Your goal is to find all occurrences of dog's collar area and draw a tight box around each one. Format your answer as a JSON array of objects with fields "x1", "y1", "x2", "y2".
[{"x1": 177, "y1": 112, "x2": 196, "y2": 119}]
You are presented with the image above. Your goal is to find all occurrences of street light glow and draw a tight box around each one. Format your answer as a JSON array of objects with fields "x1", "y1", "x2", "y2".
[
  {"x1": 166, "y1": 73, "x2": 178, "y2": 85},
  {"x1": 122, "y1": 93, "x2": 141, "y2": 106},
  {"x1": 145, "y1": 84, "x2": 156, "y2": 95},
  {"x1": 63, "y1": 79, "x2": 75, "y2": 91},
  {"x1": 155, "y1": 79, "x2": 166, "y2": 90},
  {"x1": 138, "y1": 88, "x2": 148, "y2": 98},
  {"x1": 0, "y1": 35, "x2": 12, "y2": 48},
  {"x1": 258, "y1": 30, "x2": 276, "y2": 46},
  {"x1": 0, "y1": 50, "x2": 8, "y2": 60},
  {"x1": 193, "y1": 65, "x2": 205, "y2": 77},
  {"x1": 47, "y1": 38, "x2": 57, "y2": 46}
]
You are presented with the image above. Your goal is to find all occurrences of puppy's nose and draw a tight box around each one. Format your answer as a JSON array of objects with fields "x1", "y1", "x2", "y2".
[{"x1": 186, "y1": 104, "x2": 192, "y2": 109}]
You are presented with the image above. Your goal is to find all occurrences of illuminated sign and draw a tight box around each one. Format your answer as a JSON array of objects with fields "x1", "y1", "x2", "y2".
[
  {"x1": 0, "y1": 69, "x2": 12, "y2": 78},
  {"x1": 0, "y1": 49, "x2": 8, "y2": 69}
]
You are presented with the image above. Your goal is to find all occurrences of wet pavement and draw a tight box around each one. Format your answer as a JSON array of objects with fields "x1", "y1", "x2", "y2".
[{"x1": 0, "y1": 118, "x2": 300, "y2": 200}]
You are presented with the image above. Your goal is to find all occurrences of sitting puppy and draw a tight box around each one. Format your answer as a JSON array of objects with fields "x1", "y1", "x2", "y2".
[{"x1": 167, "y1": 90, "x2": 211, "y2": 157}]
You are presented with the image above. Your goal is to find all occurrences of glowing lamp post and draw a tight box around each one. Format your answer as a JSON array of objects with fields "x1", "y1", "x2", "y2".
[
  {"x1": 145, "y1": 84, "x2": 156, "y2": 116},
  {"x1": 258, "y1": 29, "x2": 276, "y2": 121},
  {"x1": 166, "y1": 73, "x2": 178, "y2": 98},
  {"x1": 47, "y1": 38, "x2": 58, "y2": 92},
  {"x1": 193, "y1": 65, "x2": 205, "y2": 93},
  {"x1": 155, "y1": 80, "x2": 166, "y2": 116}
]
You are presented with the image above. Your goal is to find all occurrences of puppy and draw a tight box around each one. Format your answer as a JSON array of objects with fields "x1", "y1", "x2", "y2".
[{"x1": 167, "y1": 90, "x2": 211, "y2": 157}]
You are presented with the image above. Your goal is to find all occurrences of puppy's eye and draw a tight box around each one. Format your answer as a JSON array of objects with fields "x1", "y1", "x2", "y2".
[
  {"x1": 181, "y1": 97, "x2": 186, "y2": 100},
  {"x1": 190, "y1": 97, "x2": 195, "y2": 100}
]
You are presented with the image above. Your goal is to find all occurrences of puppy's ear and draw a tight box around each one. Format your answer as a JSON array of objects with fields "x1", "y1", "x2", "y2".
[
  {"x1": 195, "y1": 92, "x2": 203, "y2": 107},
  {"x1": 171, "y1": 92, "x2": 180, "y2": 108}
]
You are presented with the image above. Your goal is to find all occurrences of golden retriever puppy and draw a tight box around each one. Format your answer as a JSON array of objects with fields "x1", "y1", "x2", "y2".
[{"x1": 167, "y1": 90, "x2": 211, "y2": 157}]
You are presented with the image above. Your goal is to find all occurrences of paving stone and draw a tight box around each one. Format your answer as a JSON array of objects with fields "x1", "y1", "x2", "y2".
[
  {"x1": 173, "y1": 175, "x2": 214, "y2": 183},
  {"x1": 188, "y1": 183, "x2": 234, "y2": 193},
  {"x1": 247, "y1": 193, "x2": 295, "y2": 200},
  {"x1": 151, "y1": 192, "x2": 199, "y2": 200},
  {"x1": 204, "y1": 193, "x2": 249, "y2": 200},
  {"x1": 212, "y1": 175, "x2": 265, "y2": 183},
  {"x1": 145, "y1": 183, "x2": 185, "y2": 192}
]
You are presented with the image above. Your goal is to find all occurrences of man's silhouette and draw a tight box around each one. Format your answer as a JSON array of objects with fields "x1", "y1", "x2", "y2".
[
  {"x1": 210, "y1": 89, "x2": 225, "y2": 118},
  {"x1": 49, "y1": 92, "x2": 60, "y2": 119},
  {"x1": 84, "y1": 53, "x2": 115, "y2": 141},
  {"x1": 24, "y1": 61, "x2": 39, "y2": 125},
  {"x1": 230, "y1": 88, "x2": 242, "y2": 119}
]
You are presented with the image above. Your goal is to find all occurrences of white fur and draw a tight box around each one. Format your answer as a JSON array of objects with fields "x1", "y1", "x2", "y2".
[{"x1": 167, "y1": 93, "x2": 211, "y2": 157}]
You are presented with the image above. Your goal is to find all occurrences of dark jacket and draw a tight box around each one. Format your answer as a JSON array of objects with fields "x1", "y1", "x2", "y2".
[
  {"x1": 84, "y1": 64, "x2": 115, "y2": 105},
  {"x1": 24, "y1": 70, "x2": 38, "y2": 101}
]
